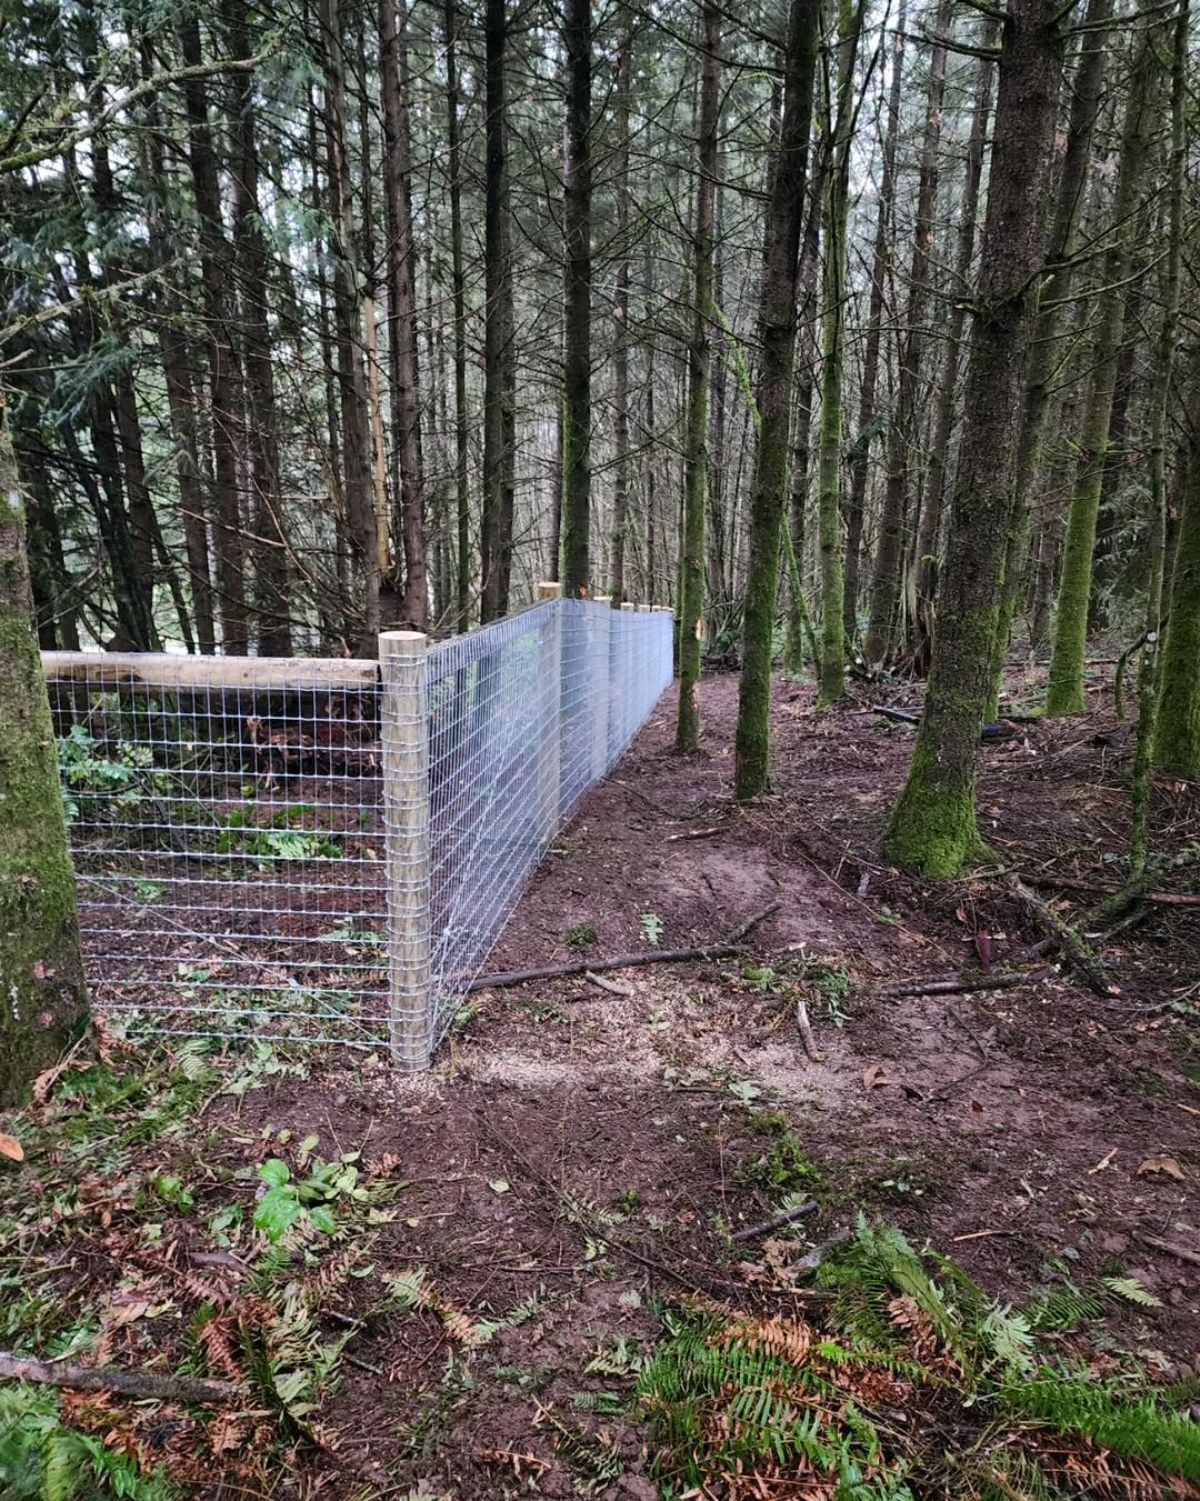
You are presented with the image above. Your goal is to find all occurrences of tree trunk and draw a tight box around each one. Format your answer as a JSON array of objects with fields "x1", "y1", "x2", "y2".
[
  {"x1": 863, "y1": 0, "x2": 950, "y2": 669},
  {"x1": 885, "y1": 0, "x2": 1065, "y2": 876},
  {"x1": 844, "y1": 2, "x2": 905, "y2": 645},
  {"x1": 1132, "y1": 0, "x2": 1188, "y2": 869},
  {"x1": 381, "y1": 0, "x2": 428, "y2": 627},
  {"x1": 1045, "y1": 34, "x2": 1156, "y2": 716},
  {"x1": 0, "y1": 403, "x2": 89, "y2": 1106},
  {"x1": 815, "y1": 0, "x2": 861, "y2": 706},
  {"x1": 562, "y1": 0, "x2": 592, "y2": 598},
  {"x1": 319, "y1": 0, "x2": 379, "y2": 651},
  {"x1": 608, "y1": 12, "x2": 633, "y2": 603},
  {"x1": 909, "y1": 23, "x2": 996, "y2": 675},
  {"x1": 226, "y1": 0, "x2": 291, "y2": 657},
  {"x1": 180, "y1": 16, "x2": 249, "y2": 655},
  {"x1": 444, "y1": 0, "x2": 471, "y2": 631},
  {"x1": 675, "y1": 0, "x2": 721, "y2": 752},
  {"x1": 480, "y1": 0, "x2": 516, "y2": 621},
  {"x1": 783, "y1": 160, "x2": 823, "y2": 676},
  {"x1": 989, "y1": 0, "x2": 1114, "y2": 691},
  {"x1": 733, "y1": 0, "x2": 820, "y2": 799}
]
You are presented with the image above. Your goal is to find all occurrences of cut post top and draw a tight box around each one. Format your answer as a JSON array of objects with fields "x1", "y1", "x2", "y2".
[
  {"x1": 379, "y1": 630, "x2": 428, "y2": 656},
  {"x1": 537, "y1": 581, "x2": 563, "y2": 600}
]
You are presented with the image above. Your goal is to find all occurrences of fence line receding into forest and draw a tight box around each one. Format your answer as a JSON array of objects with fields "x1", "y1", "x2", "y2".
[{"x1": 44, "y1": 596, "x2": 675, "y2": 1066}]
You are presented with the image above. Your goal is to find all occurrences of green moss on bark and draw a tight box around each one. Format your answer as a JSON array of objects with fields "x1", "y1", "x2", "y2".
[
  {"x1": 0, "y1": 470, "x2": 89, "y2": 1106},
  {"x1": 1155, "y1": 443, "x2": 1200, "y2": 780},
  {"x1": 885, "y1": 739, "x2": 989, "y2": 877}
]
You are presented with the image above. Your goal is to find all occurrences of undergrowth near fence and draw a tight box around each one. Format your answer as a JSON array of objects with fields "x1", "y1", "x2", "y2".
[{"x1": 639, "y1": 1219, "x2": 1200, "y2": 1499}]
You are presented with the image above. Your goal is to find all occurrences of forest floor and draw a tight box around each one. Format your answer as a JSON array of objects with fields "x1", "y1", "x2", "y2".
[{"x1": 3, "y1": 665, "x2": 1199, "y2": 1500}]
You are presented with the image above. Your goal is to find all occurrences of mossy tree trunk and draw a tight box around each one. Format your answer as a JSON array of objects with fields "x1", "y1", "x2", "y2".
[
  {"x1": 1044, "y1": 34, "x2": 1156, "y2": 717},
  {"x1": 733, "y1": 0, "x2": 820, "y2": 800},
  {"x1": 0, "y1": 402, "x2": 89, "y2": 1106},
  {"x1": 909, "y1": 20, "x2": 997, "y2": 676},
  {"x1": 1156, "y1": 427, "x2": 1200, "y2": 782},
  {"x1": 675, "y1": 0, "x2": 720, "y2": 752},
  {"x1": 814, "y1": 0, "x2": 861, "y2": 707},
  {"x1": 885, "y1": 0, "x2": 1065, "y2": 878},
  {"x1": 1132, "y1": 0, "x2": 1188, "y2": 871},
  {"x1": 986, "y1": 0, "x2": 1113, "y2": 704}
]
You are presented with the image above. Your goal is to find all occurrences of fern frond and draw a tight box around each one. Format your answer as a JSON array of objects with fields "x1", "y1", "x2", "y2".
[{"x1": 1007, "y1": 1376, "x2": 1200, "y2": 1482}]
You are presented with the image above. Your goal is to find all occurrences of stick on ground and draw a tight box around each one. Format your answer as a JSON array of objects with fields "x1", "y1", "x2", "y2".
[
  {"x1": 469, "y1": 901, "x2": 781, "y2": 993},
  {"x1": 0, "y1": 1352, "x2": 241, "y2": 1404},
  {"x1": 731, "y1": 1199, "x2": 818, "y2": 1243},
  {"x1": 1007, "y1": 875, "x2": 1115, "y2": 995}
]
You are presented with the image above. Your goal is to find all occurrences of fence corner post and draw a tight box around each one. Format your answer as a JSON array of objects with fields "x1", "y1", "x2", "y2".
[{"x1": 379, "y1": 630, "x2": 432, "y2": 1071}]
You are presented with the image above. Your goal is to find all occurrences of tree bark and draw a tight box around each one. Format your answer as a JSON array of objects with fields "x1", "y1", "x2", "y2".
[
  {"x1": 444, "y1": 0, "x2": 471, "y2": 631},
  {"x1": 844, "y1": 3, "x2": 905, "y2": 646},
  {"x1": 381, "y1": 0, "x2": 427, "y2": 627},
  {"x1": 1132, "y1": 0, "x2": 1188, "y2": 870},
  {"x1": 0, "y1": 401, "x2": 89, "y2": 1106},
  {"x1": 609, "y1": 11, "x2": 633, "y2": 603},
  {"x1": 815, "y1": 0, "x2": 861, "y2": 706},
  {"x1": 909, "y1": 24, "x2": 996, "y2": 675},
  {"x1": 675, "y1": 0, "x2": 721, "y2": 752},
  {"x1": 480, "y1": 0, "x2": 516, "y2": 621},
  {"x1": 733, "y1": 0, "x2": 820, "y2": 799},
  {"x1": 319, "y1": 0, "x2": 379, "y2": 651},
  {"x1": 990, "y1": 0, "x2": 1114, "y2": 693},
  {"x1": 225, "y1": 0, "x2": 290, "y2": 657},
  {"x1": 180, "y1": 16, "x2": 249, "y2": 655},
  {"x1": 1045, "y1": 34, "x2": 1156, "y2": 716},
  {"x1": 562, "y1": 0, "x2": 592, "y2": 598},
  {"x1": 885, "y1": 0, "x2": 1065, "y2": 876},
  {"x1": 863, "y1": 0, "x2": 950, "y2": 669}
]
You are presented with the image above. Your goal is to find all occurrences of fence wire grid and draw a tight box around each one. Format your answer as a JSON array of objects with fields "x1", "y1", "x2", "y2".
[{"x1": 45, "y1": 598, "x2": 674, "y2": 1062}]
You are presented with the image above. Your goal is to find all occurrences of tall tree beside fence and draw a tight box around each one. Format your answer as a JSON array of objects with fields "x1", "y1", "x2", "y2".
[
  {"x1": 885, "y1": 0, "x2": 1066, "y2": 876},
  {"x1": 734, "y1": 0, "x2": 820, "y2": 799},
  {"x1": 0, "y1": 405, "x2": 89, "y2": 1105}
]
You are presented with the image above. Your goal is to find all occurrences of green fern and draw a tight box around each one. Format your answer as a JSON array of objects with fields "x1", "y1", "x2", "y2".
[
  {"x1": 1006, "y1": 1376, "x2": 1200, "y2": 1481},
  {"x1": 1100, "y1": 1274, "x2": 1163, "y2": 1309},
  {"x1": 0, "y1": 1385, "x2": 176, "y2": 1501}
]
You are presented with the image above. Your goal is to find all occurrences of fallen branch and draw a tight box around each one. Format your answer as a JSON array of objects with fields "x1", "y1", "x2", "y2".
[
  {"x1": 1007, "y1": 875, "x2": 1115, "y2": 995},
  {"x1": 469, "y1": 902, "x2": 781, "y2": 994},
  {"x1": 874, "y1": 969, "x2": 1045, "y2": 999},
  {"x1": 795, "y1": 1001, "x2": 824, "y2": 1062},
  {"x1": 0, "y1": 1351, "x2": 241, "y2": 1404},
  {"x1": 869, "y1": 705, "x2": 1034, "y2": 740},
  {"x1": 731, "y1": 1199, "x2": 818, "y2": 1243},
  {"x1": 1135, "y1": 1232, "x2": 1200, "y2": 1268},
  {"x1": 666, "y1": 825, "x2": 727, "y2": 842},
  {"x1": 1024, "y1": 874, "x2": 1200, "y2": 908}
]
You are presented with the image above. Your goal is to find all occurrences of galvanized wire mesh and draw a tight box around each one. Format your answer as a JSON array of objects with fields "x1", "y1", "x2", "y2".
[{"x1": 46, "y1": 598, "x2": 674, "y2": 1060}]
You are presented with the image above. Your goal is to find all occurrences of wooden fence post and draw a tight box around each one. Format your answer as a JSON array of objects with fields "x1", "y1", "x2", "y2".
[
  {"x1": 592, "y1": 597, "x2": 612, "y2": 777},
  {"x1": 536, "y1": 583, "x2": 563, "y2": 843},
  {"x1": 379, "y1": 630, "x2": 432, "y2": 1070}
]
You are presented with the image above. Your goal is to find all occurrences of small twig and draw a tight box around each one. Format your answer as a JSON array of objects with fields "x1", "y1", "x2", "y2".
[
  {"x1": 730, "y1": 1199, "x2": 818, "y2": 1243},
  {"x1": 0, "y1": 1351, "x2": 241, "y2": 1404},
  {"x1": 795, "y1": 1001, "x2": 824, "y2": 1062},
  {"x1": 666, "y1": 825, "x2": 727, "y2": 842}
]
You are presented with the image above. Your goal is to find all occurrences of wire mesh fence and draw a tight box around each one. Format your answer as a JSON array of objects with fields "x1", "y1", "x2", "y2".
[{"x1": 45, "y1": 597, "x2": 674, "y2": 1064}]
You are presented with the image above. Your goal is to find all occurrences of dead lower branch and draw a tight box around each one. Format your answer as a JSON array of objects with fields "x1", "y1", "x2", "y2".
[{"x1": 0, "y1": 1351, "x2": 242, "y2": 1404}]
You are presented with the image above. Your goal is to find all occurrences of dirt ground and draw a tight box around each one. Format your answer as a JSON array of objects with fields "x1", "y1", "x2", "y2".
[
  {"x1": 217, "y1": 668, "x2": 1200, "y2": 1495},
  {"x1": 9, "y1": 667, "x2": 1200, "y2": 1498}
]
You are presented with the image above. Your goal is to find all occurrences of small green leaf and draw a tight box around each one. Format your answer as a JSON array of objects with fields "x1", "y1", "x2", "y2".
[{"x1": 259, "y1": 1158, "x2": 291, "y2": 1188}]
